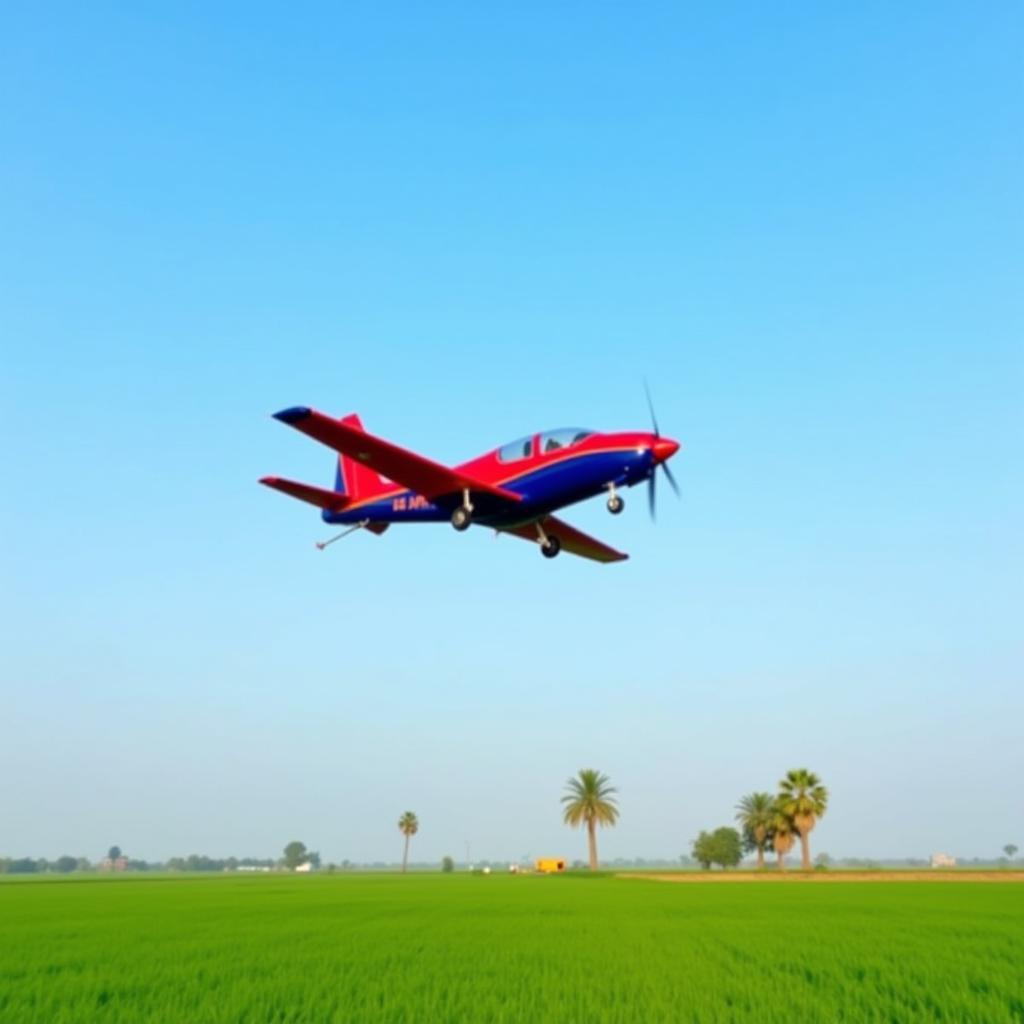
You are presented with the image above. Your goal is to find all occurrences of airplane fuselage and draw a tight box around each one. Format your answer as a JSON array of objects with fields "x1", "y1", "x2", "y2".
[{"x1": 321, "y1": 430, "x2": 666, "y2": 528}]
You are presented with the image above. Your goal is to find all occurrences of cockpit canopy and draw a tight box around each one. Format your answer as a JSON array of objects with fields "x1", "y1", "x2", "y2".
[
  {"x1": 496, "y1": 436, "x2": 533, "y2": 463},
  {"x1": 539, "y1": 428, "x2": 594, "y2": 453},
  {"x1": 496, "y1": 428, "x2": 595, "y2": 462}
]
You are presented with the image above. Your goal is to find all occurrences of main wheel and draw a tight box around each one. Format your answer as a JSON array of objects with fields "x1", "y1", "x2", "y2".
[
  {"x1": 451, "y1": 506, "x2": 472, "y2": 531},
  {"x1": 541, "y1": 536, "x2": 561, "y2": 559},
  {"x1": 607, "y1": 494, "x2": 624, "y2": 515}
]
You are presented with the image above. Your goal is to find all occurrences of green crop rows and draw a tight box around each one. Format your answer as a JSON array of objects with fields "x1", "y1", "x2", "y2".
[{"x1": 1, "y1": 874, "x2": 1021, "y2": 1022}]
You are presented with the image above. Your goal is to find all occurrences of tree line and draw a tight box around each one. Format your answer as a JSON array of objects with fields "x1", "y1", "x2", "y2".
[
  {"x1": 0, "y1": 844, "x2": 303, "y2": 875},
  {"x1": 3, "y1": 779, "x2": 1018, "y2": 873}
]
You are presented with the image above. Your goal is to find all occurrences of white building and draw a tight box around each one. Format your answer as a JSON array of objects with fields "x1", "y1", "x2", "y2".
[
  {"x1": 295, "y1": 861, "x2": 314, "y2": 873},
  {"x1": 930, "y1": 852, "x2": 956, "y2": 868}
]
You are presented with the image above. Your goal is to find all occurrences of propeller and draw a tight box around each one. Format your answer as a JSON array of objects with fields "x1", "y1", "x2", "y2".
[{"x1": 644, "y1": 381, "x2": 680, "y2": 520}]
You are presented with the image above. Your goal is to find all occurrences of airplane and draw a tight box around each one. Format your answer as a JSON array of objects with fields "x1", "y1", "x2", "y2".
[{"x1": 260, "y1": 398, "x2": 681, "y2": 563}]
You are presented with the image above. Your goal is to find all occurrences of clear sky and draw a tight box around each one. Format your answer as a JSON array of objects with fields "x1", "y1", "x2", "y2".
[{"x1": 2, "y1": 3, "x2": 1021, "y2": 866}]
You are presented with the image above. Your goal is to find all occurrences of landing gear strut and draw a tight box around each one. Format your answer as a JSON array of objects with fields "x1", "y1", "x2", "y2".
[
  {"x1": 451, "y1": 489, "x2": 473, "y2": 531},
  {"x1": 606, "y1": 484, "x2": 624, "y2": 515}
]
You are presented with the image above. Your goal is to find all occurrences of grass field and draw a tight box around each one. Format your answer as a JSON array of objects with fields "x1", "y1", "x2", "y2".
[{"x1": 1, "y1": 873, "x2": 1022, "y2": 1023}]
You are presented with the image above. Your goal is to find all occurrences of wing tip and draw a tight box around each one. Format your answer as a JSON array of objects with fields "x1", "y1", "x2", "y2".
[{"x1": 273, "y1": 406, "x2": 312, "y2": 424}]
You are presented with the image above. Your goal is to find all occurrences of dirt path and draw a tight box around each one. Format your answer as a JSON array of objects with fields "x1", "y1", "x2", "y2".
[{"x1": 617, "y1": 871, "x2": 1024, "y2": 883}]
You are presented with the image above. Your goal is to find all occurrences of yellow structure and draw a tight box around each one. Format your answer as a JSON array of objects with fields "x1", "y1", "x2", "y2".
[{"x1": 535, "y1": 858, "x2": 566, "y2": 873}]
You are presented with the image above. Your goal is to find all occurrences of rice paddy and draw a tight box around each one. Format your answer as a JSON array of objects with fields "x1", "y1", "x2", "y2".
[{"x1": 1, "y1": 872, "x2": 1021, "y2": 1022}]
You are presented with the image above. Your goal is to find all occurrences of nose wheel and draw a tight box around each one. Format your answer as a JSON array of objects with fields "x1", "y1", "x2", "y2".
[{"x1": 606, "y1": 483, "x2": 624, "y2": 515}]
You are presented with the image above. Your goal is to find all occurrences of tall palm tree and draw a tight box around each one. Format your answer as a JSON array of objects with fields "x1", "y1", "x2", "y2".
[
  {"x1": 778, "y1": 769, "x2": 828, "y2": 871},
  {"x1": 398, "y1": 811, "x2": 419, "y2": 873},
  {"x1": 770, "y1": 800, "x2": 796, "y2": 871},
  {"x1": 561, "y1": 769, "x2": 619, "y2": 870},
  {"x1": 735, "y1": 792, "x2": 774, "y2": 869}
]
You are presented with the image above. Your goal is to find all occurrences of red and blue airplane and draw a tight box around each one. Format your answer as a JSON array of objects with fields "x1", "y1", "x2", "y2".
[{"x1": 261, "y1": 400, "x2": 681, "y2": 563}]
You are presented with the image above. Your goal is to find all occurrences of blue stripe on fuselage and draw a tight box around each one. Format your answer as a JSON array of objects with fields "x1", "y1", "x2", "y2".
[{"x1": 321, "y1": 448, "x2": 652, "y2": 525}]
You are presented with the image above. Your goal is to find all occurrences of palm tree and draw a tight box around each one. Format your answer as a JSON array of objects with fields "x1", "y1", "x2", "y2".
[
  {"x1": 770, "y1": 800, "x2": 796, "y2": 871},
  {"x1": 778, "y1": 770, "x2": 827, "y2": 868},
  {"x1": 735, "y1": 792, "x2": 774, "y2": 869},
  {"x1": 778, "y1": 769, "x2": 829, "y2": 871},
  {"x1": 561, "y1": 769, "x2": 619, "y2": 870},
  {"x1": 398, "y1": 811, "x2": 419, "y2": 873}
]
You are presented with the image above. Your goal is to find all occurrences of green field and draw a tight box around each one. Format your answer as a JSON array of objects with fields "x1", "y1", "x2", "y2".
[{"x1": 1, "y1": 874, "x2": 1022, "y2": 1023}]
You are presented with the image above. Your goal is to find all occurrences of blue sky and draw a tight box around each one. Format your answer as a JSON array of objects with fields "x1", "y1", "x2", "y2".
[{"x1": 2, "y1": 3, "x2": 1021, "y2": 865}]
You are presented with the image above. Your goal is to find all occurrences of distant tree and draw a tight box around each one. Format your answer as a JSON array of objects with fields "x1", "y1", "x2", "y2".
[
  {"x1": 107, "y1": 846, "x2": 122, "y2": 861},
  {"x1": 770, "y1": 800, "x2": 797, "y2": 871},
  {"x1": 710, "y1": 828, "x2": 743, "y2": 869},
  {"x1": 693, "y1": 829, "x2": 742, "y2": 869},
  {"x1": 735, "y1": 792, "x2": 774, "y2": 869},
  {"x1": 692, "y1": 831, "x2": 715, "y2": 870},
  {"x1": 283, "y1": 841, "x2": 308, "y2": 870},
  {"x1": 561, "y1": 769, "x2": 619, "y2": 871},
  {"x1": 441, "y1": 856, "x2": 455, "y2": 873},
  {"x1": 778, "y1": 769, "x2": 828, "y2": 870},
  {"x1": 55, "y1": 855, "x2": 78, "y2": 873},
  {"x1": 815, "y1": 852, "x2": 832, "y2": 869},
  {"x1": 8, "y1": 858, "x2": 38, "y2": 874},
  {"x1": 1004, "y1": 844, "x2": 1018, "y2": 860},
  {"x1": 306, "y1": 850, "x2": 322, "y2": 869},
  {"x1": 398, "y1": 812, "x2": 419, "y2": 873}
]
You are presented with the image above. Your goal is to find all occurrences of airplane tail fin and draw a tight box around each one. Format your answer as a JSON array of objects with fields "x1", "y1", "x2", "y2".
[{"x1": 332, "y1": 414, "x2": 389, "y2": 500}]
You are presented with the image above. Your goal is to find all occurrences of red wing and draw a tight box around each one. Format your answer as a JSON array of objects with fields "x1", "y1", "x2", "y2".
[
  {"x1": 272, "y1": 407, "x2": 522, "y2": 504},
  {"x1": 260, "y1": 476, "x2": 350, "y2": 511},
  {"x1": 501, "y1": 516, "x2": 628, "y2": 563}
]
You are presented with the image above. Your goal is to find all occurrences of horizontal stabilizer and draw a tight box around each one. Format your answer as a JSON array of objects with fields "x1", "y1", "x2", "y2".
[{"x1": 260, "y1": 476, "x2": 350, "y2": 511}]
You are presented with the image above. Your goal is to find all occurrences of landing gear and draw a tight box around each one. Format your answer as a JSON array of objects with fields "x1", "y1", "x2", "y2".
[
  {"x1": 541, "y1": 536, "x2": 561, "y2": 558},
  {"x1": 606, "y1": 484, "x2": 624, "y2": 515},
  {"x1": 536, "y1": 520, "x2": 561, "y2": 559},
  {"x1": 451, "y1": 489, "x2": 474, "y2": 531}
]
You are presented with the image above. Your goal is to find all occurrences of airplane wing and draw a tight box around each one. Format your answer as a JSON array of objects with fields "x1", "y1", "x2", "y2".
[
  {"x1": 500, "y1": 516, "x2": 629, "y2": 563},
  {"x1": 260, "y1": 476, "x2": 350, "y2": 511},
  {"x1": 272, "y1": 407, "x2": 523, "y2": 506}
]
